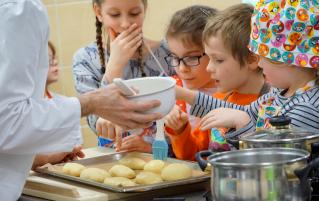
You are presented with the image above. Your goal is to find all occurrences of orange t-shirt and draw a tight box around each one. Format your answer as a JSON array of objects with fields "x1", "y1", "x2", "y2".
[{"x1": 166, "y1": 90, "x2": 260, "y2": 161}]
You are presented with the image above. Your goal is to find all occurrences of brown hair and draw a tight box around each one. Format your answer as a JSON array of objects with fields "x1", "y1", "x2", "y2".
[
  {"x1": 93, "y1": 0, "x2": 148, "y2": 74},
  {"x1": 166, "y1": 5, "x2": 217, "y2": 49},
  {"x1": 48, "y1": 41, "x2": 56, "y2": 58},
  {"x1": 203, "y1": 3, "x2": 254, "y2": 66}
]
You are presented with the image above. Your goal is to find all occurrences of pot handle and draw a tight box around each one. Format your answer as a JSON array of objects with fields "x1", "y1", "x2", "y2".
[
  {"x1": 195, "y1": 150, "x2": 213, "y2": 171},
  {"x1": 311, "y1": 142, "x2": 319, "y2": 159},
  {"x1": 226, "y1": 139, "x2": 239, "y2": 149},
  {"x1": 294, "y1": 157, "x2": 319, "y2": 198}
]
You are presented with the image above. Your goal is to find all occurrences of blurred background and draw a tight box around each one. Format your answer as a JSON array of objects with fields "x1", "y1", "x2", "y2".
[{"x1": 43, "y1": 0, "x2": 254, "y2": 148}]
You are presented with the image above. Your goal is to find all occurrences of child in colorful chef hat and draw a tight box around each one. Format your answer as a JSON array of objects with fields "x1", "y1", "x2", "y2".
[{"x1": 177, "y1": 0, "x2": 319, "y2": 139}]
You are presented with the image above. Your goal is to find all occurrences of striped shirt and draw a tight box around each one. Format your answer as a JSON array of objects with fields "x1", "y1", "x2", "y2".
[{"x1": 190, "y1": 86, "x2": 319, "y2": 138}]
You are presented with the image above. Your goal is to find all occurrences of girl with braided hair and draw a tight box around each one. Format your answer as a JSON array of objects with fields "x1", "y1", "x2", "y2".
[{"x1": 73, "y1": 0, "x2": 175, "y2": 153}]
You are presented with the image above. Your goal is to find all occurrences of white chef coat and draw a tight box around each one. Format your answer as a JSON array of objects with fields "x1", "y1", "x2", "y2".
[{"x1": 0, "y1": 0, "x2": 82, "y2": 200}]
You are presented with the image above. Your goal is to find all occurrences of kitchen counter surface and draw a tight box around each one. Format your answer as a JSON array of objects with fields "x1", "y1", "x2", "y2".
[{"x1": 21, "y1": 147, "x2": 211, "y2": 201}]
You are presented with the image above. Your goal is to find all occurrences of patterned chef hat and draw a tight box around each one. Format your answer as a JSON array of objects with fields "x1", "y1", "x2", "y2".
[{"x1": 249, "y1": 0, "x2": 319, "y2": 68}]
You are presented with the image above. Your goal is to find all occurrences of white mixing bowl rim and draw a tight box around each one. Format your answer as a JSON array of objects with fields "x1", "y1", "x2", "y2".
[{"x1": 125, "y1": 77, "x2": 176, "y2": 98}]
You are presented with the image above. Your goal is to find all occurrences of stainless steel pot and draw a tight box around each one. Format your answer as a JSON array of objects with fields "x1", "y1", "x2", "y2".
[
  {"x1": 196, "y1": 148, "x2": 319, "y2": 201},
  {"x1": 227, "y1": 116, "x2": 319, "y2": 158}
]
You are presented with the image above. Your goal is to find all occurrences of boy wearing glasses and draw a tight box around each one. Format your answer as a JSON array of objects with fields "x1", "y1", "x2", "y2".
[{"x1": 164, "y1": 4, "x2": 268, "y2": 160}]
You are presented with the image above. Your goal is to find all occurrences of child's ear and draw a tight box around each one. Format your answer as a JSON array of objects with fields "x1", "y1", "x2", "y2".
[
  {"x1": 247, "y1": 53, "x2": 260, "y2": 71},
  {"x1": 93, "y1": 4, "x2": 103, "y2": 22}
]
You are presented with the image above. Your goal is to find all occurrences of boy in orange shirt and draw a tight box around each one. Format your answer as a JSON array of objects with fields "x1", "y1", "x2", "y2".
[{"x1": 165, "y1": 4, "x2": 269, "y2": 160}]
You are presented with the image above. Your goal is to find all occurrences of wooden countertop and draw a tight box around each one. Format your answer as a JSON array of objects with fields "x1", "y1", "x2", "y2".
[{"x1": 22, "y1": 147, "x2": 210, "y2": 201}]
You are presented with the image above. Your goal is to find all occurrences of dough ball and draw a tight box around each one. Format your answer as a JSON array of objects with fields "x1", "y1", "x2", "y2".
[
  {"x1": 119, "y1": 157, "x2": 146, "y2": 170},
  {"x1": 143, "y1": 160, "x2": 165, "y2": 174},
  {"x1": 62, "y1": 163, "x2": 86, "y2": 177},
  {"x1": 135, "y1": 171, "x2": 163, "y2": 185},
  {"x1": 161, "y1": 163, "x2": 192, "y2": 181},
  {"x1": 104, "y1": 177, "x2": 137, "y2": 187},
  {"x1": 80, "y1": 168, "x2": 111, "y2": 183},
  {"x1": 109, "y1": 164, "x2": 136, "y2": 179}
]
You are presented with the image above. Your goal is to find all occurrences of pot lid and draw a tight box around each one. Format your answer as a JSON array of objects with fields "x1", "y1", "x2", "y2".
[
  {"x1": 241, "y1": 116, "x2": 319, "y2": 143},
  {"x1": 208, "y1": 148, "x2": 309, "y2": 167}
]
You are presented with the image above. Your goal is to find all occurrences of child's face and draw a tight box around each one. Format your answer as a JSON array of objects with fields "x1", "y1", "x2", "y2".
[
  {"x1": 166, "y1": 37, "x2": 214, "y2": 90},
  {"x1": 95, "y1": 0, "x2": 145, "y2": 35},
  {"x1": 205, "y1": 35, "x2": 251, "y2": 93},
  {"x1": 47, "y1": 46, "x2": 59, "y2": 85},
  {"x1": 258, "y1": 57, "x2": 291, "y2": 89}
]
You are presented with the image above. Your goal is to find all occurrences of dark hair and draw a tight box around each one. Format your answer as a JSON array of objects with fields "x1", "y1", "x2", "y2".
[
  {"x1": 48, "y1": 41, "x2": 56, "y2": 58},
  {"x1": 166, "y1": 5, "x2": 217, "y2": 49},
  {"x1": 203, "y1": 3, "x2": 254, "y2": 66},
  {"x1": 93, "y1": 0, "x2": 148, "y2": 74}
]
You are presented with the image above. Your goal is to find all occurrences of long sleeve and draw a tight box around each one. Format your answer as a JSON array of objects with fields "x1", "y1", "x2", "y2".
[
  {"x1": 166, "y1": 123, "x2": 210, "y2": 161},
  {"x1": 190, "y1": 88, "x2": 319, "y2": 134},
  {"x1": 0, "y1": 0, "x2": 82, "y2": 155}
]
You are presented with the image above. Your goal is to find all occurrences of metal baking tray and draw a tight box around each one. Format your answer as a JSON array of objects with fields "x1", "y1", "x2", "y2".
[{"x1": 35, "y1": 151, "x2": 210, "y2": 192}]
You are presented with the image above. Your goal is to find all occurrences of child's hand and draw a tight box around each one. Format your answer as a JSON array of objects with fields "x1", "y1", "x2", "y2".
[
  {"x1": 116, "y1": 134, "x2": 152, "y2": 153},
  {"x1": 96, "y1": 117, "x2": 123, "y2": 140},
  {"x1": 108, "y1": 24, "x2": 143, "y2": 69},
  {"x1": 199, "y1": 108, "x2": 250, "y2": 131},
  {"x1": 164, "y1": 105, "x2": 189, "y2": 134}
]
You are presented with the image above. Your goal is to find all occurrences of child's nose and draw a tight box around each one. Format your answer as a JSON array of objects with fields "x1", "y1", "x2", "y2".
[
  {"x1": 206, "y1": 61, "x2": 215, "y2": 73},
  {"x1": 120, "y1": 17, "x2": 133, "y2": 30}
]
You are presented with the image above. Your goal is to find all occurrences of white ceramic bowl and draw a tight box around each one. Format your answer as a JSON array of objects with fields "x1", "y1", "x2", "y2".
[{"x1": 124, "y1": 77, "x2": 176, "y2": 116}]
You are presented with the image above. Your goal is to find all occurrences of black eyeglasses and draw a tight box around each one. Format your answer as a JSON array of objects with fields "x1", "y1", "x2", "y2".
[{"x1": 164, "y1": 53, "x2": 206, "y2": 68}]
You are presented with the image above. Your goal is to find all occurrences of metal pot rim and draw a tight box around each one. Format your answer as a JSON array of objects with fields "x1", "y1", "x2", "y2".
[
  {"x1": 207, "y1": 148, "x2": 309, "y2": 168},
  {"x1": 240, "y1": 129, "x2": 319, "y2": 143}
]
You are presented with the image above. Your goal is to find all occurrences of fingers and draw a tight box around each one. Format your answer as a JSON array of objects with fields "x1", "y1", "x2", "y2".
[
  {"x1": 128, "y1": 99, "x2": 161, "y2": 113},
  {"x1": 124, "y1": 27, "x2": 142, "y2": 44},
  {"x1": 115, "y1": 126, "x2": 123, "y2": 151},
  {"x1": 117, "y1": 23, "x2": 139, "y2": 40},
  {"x1": 200, "y1": 115, "x2": 218, "y2": 131}
]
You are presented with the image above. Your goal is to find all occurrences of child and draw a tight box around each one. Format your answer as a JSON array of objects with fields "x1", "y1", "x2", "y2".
[
  {"x1": 73, "y1": 0, "x2": 175, "y2": 153},
  {"x1": 165, "y1": 4, "x2": 268, "y2": 160},
  {"x1": 45, "y1": 41, "x2": 59, "y2": 99},
  {"x1": 179, "y1": 0, "x2": 319, "y2": 139},
  {"x1": 33, "y1": 41, "x2": 85, "y2": 169}
]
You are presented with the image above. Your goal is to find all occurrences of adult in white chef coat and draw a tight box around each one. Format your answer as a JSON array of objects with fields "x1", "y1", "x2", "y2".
[{"x1": 0, "y1": 0, "x2": 162, "y2": 200}]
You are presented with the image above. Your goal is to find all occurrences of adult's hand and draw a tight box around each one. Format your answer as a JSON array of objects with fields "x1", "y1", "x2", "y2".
[
  {"x1": 32, "y1": 146, "x2": 84, "y2": 170},
  {"x1": 79, "y1": 84, "x2": 162, "y2": 130}
]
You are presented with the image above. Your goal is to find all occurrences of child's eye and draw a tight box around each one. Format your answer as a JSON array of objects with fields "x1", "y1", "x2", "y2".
[
  {"x1": 109, "y1": 13, "x2": 120, "y2": 17},
  {"x1": 130, "y1": 12, "x2": 141, "y2": 16},
  {"x1": 216, "y1": 60, "x2": 224, "y2": 63}
]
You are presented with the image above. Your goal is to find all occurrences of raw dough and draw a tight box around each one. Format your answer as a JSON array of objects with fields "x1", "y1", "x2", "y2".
[
  {"x1": 143, "y1": 160, "x2": 165, "y2": 174},
  {"x1": 161, "y1": 163, "x2": 192, "y2": 181},
  {"x1": 109, "y1": 164, "x2": 136, "y2": 179},
  {"x1": 80, "y1": 167, "x2": 110, "y2": 183},
  {"x1": 62, "y1": 163, "x2": 86, "y2": 177},
  {"x1": 103, "y1": 177, "x2": 137, "y2": 187},
  {"x1": 119, "y1": 157, "x2": 146, "y2": 170},
  {"x1": 135, "y1": 171, "x2": 163, "y2": 185}
]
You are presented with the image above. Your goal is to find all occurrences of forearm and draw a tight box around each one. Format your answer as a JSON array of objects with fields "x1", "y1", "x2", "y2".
[
  {"x1": 176, "y1": 86, "x2": 197, "y2": 105},
  {"x1": 104, "y1": 60, "x2": 127, "y2": 83},
  {"x1": 190, "y1": 92, "x2": 247, "y2": 118}
]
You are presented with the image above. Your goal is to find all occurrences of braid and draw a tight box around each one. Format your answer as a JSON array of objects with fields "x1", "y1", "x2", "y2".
[
  {"x1": 95, "y1": 17, "x2": 106, "y2": 74},
  {"x1": 138, "y1": 35, "x2": 146, "y2": 77}
]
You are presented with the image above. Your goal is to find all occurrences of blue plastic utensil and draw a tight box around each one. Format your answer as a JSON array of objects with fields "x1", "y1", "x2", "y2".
[{"x1": 152, "y1": 119, "x2": 168, "y2": 160}]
